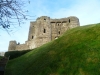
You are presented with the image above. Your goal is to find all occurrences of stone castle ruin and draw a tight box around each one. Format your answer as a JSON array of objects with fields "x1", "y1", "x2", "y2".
[{"x1": 8, "y1": 16, "x2": 80, "y2": 51}]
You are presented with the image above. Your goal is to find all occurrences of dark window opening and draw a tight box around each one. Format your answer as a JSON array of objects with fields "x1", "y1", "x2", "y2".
[
  {"x1": 32, "y1": 36, "x2": 34, "y2": 39},
  {"x1": 59, "y1": 31, "x2": 60, "y2": 34},
  {"x1": 58, "y1": 24, "x2": 59, "y2": 26},
  {"x1": 44, "y1": 18, "x2": 46, "y2": 21},
  {"x1": 44, "y1": 29, "x2": 46, "y2": 33},
  {"x1": 69, "y1": 19, "x2": 70, "y2": 23}
]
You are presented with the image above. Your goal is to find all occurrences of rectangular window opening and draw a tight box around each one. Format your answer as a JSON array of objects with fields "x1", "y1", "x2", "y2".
[
  {"x1": 32, "y1": 36, "x2": 34, "y2": 39},
  {"x1": 59, "y1": 31, "x2": 60, "y2": 34},
  {"x1": 44, "y1": 29, "x2": 46, "y2": 33}
]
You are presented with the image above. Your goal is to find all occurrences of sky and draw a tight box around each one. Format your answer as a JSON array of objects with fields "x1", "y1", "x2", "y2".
[{"x1": 0, "y1": 0, "x2": 100, "y2": 52}]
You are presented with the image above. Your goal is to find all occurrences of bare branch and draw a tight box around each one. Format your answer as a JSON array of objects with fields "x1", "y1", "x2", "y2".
[{"x1": 0, "y1": 0, "x2": 28, "y2": 32}]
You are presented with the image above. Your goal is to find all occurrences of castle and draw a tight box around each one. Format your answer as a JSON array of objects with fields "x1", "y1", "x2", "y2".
[{"x1": 8, "y1": 16, "x2": 80, "y2": 51}]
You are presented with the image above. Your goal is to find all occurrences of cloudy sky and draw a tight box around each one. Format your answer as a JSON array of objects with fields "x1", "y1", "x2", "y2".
[{"x1": 0, "y1": 0, "x2": 100, "y2": 52}]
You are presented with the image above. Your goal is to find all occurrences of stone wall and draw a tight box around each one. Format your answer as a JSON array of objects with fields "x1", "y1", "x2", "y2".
[
  {"x1": 8, "y1": 16, "x2": 80, "y2": 51},
  {"x1": 16, "y1": 44, "x2": 29, "y2": 51}
]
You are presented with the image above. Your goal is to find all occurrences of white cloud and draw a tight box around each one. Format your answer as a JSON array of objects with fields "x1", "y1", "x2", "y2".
[{"x1": 51, "y1": 0, "x2": 100, "y2": 25}]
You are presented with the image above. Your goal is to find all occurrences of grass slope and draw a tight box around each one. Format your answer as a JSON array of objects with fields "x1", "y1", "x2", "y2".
[{"x1": 5, "y1": 23, "x2": 100, "y2": 75}]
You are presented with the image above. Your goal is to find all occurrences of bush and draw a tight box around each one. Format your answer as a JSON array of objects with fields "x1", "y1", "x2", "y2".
[{"x1": 4, "y1": 50, "x2": 31, "y2": 60}]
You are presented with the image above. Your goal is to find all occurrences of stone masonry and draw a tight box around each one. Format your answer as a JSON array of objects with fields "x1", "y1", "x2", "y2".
[{"x1": 8, "y1": 16, "x2": 80, "y2": 51}]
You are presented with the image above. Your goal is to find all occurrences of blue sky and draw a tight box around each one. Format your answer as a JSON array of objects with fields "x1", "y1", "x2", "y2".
[{"x1": 0, "y1": 0, "x2": 100, "y2": 52}]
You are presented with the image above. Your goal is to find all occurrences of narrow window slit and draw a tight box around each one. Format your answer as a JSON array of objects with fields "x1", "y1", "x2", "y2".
[
  {"x1": 32, "y1": 36, "x2": 34, "y2": 39},
  {"x1": 69, "y1": 19, "x2": 70, "y2": 23},
  {"x1": 59, "y1": 31, "x2": 60, "y2": 34},
  {"x1": 44, "y1": 29, "x2": 46, "y2": 33}
]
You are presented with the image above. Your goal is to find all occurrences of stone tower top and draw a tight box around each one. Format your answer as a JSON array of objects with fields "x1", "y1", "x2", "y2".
[{"x1": 36, "y1": 16, "x2": 50, "y2": 22}]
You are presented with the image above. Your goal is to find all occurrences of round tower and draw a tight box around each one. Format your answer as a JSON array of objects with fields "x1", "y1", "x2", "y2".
[
  {"x1": 35, "y1": 16, "x2": 51, "y2": 43},
  {"x1": 28, "y1": 22, "x2": 36, "y2": 41},
  {"x1": 8, "y1": 40, "x2": 17, "y2": 51},
  {"x1": 27, "y1": 16, "x2": 51, "y2": 49},
  {"x1": 67, "y1": 16, "x2": 80, "y2": 28},
  {"x1": 36, "y1": 16, "x2": 51, "y2": 38}
]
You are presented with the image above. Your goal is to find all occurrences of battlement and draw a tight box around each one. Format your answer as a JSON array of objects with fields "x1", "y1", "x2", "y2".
[{"x1": 8, "y1": 16, "x2": 80, "y2": 51}]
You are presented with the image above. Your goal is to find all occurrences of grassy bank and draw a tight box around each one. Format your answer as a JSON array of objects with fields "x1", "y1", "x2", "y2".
[{"x1": 5, "y1": 23, "x2": 100, "y2": 75}]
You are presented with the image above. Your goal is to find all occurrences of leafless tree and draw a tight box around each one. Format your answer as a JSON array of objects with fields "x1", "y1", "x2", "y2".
[{"x1": 0, "y1": 0, "x2": 28, "y2": 32}]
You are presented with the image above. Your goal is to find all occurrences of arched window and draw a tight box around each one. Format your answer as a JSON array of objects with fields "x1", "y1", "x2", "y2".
[{"x1": 44, "y1": 29, "x2": 46, "y2": 33}]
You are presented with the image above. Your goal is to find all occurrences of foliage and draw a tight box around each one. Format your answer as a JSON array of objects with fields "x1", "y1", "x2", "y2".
[
  {"x1": 0, "y1": 56, "x2": 3, "y2": 60},
  {"x1": 5, "y1": 50, "x2": 31, "y2": 60}
]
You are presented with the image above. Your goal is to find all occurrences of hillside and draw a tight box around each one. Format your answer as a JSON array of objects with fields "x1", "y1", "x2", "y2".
[{"x1": 5, "y1": 23, "x2": 100, "y2": 75}]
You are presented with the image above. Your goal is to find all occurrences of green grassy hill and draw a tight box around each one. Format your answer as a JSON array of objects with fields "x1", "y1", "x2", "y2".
[{"x1": 5, "y1": 23, "x2": 100, "y2": 75}]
